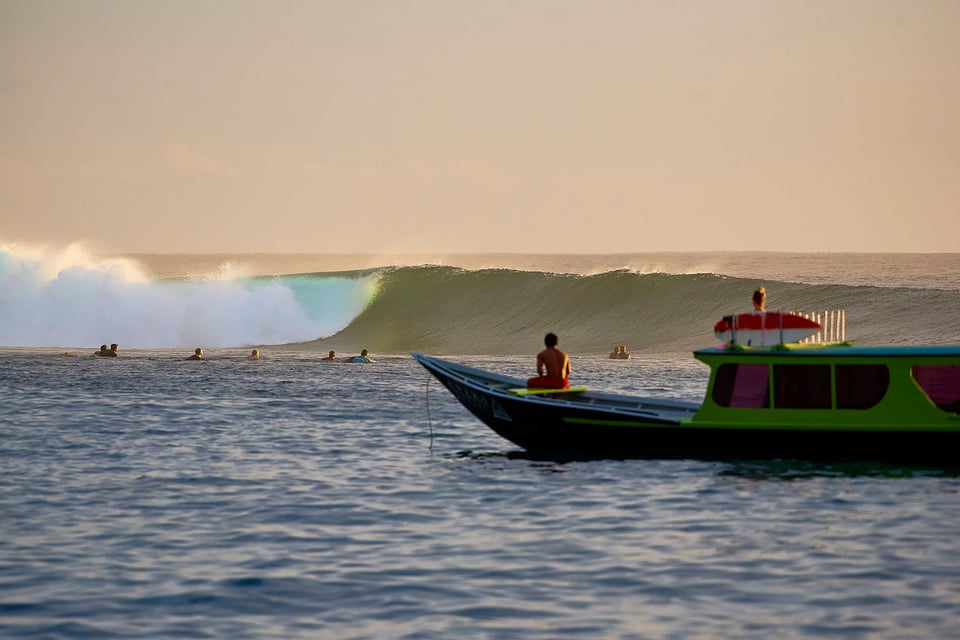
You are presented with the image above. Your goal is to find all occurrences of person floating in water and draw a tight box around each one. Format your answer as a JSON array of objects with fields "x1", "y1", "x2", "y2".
[
  {"x1": 527, "y1": 332, "x2": 571, "y2": 389},
  {"x1": 92, "y1": 343, "x2": 119, "y2": 357},
  {"x1": 186, "y1": 348, "x2": 203, "y2": 361},
  {"x1": 609, "y1": 344, "x2": 630, "y2": 359},
  {"x1": 348, "y1": 349, "x2": 372, "y2": 363},
  {"x1": 248, "y1": 349, "x2": 260, "y2": 360},
  {"x1": 752, "y1": 286, "x2": 766, "y2": 312},
  {"x1": 321, "y1": 350, "x2": 337, "y2": 361}
]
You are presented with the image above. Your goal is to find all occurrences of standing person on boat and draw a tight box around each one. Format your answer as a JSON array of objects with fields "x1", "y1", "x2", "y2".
[
  {"x1": 527, "y1": 332, "x2": 571, "y2": 389},
  {"x1": 752, "y1": 287, "x2": 766, "y2": 312}
]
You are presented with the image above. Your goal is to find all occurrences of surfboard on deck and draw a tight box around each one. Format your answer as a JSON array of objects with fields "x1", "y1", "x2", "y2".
[
  {"x1": 714, "y1": 311, "x2": 820, "y2": 346},
  {"x1": 508, "y1": 386, "x2": 588, "y2": 396}
]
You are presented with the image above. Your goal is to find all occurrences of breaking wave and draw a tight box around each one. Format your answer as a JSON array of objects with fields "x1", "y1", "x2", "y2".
[
  {"x1": 0, "y1": 245, "x2": 379, "y2": 348},
  {"x1": 2, "y1": 245, "x2": 958, "y2": 353}
]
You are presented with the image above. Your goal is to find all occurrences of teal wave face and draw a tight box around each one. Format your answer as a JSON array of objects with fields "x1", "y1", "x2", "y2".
[{"x1": 256, "y1": 272, "x2": 381, "y2": 333}]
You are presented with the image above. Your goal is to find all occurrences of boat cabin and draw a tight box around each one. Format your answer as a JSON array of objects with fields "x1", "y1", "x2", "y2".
[{"x1": 692, "y1": 344, "x2": 960, "y2": 428}]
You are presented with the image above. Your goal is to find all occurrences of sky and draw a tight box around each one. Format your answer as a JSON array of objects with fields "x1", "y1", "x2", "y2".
[{"x1": 2, "y1": 0, "x2": 958, "y2": 254}]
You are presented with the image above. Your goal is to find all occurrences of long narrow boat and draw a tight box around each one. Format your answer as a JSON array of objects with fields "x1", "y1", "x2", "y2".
[{"x1": 413, "y1": 339, "x2": 960, "y2": 463}]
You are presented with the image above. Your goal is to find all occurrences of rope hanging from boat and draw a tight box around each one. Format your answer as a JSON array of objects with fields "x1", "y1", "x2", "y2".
[{"x1": 425, "y1": 374, "x2": 434, "y2": 451}]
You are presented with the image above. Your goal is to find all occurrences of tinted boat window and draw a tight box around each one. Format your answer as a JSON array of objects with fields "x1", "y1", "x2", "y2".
[
  {"x1": 836, "y1": 364, "x2": 889, "y2": 409},
  {"x1": 773, "y1": 365, "x2": 831, "y2": 409},
  {"x1": 913, "y1": 365, "x2": 960, "y2": 413},
  {"x1": 712, "y1": 363, "x2": 769, "y2": 408}
]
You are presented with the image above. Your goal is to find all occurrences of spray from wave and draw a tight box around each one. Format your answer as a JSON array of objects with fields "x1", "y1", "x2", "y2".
[{"x1": 0, "y1": 243, "x2": 380, "y2": 348}]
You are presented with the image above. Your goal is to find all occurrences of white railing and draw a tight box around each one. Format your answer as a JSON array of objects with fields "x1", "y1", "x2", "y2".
[{"x1": 795, "y1": 309, "x2": 846, "y2": 344}]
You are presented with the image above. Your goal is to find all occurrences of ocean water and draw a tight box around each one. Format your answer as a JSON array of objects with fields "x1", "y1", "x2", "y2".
[{"x1": 1, "y1": 249, "x2": 959, "y2": 638}]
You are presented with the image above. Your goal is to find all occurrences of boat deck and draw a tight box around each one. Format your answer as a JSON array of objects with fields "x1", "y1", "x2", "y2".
[{"x1": 415, "y1": 353, "x2": 700, "y2": 422}]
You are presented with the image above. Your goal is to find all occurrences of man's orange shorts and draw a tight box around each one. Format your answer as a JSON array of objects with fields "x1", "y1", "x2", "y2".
[{"x1": 526, "y1": 376, "x2": 570, "y2": 389}]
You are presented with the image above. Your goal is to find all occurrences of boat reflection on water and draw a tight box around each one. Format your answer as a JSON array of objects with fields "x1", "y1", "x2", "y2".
[{"x1": 716, "y1": 458, "x2": 960, "y2": 479}]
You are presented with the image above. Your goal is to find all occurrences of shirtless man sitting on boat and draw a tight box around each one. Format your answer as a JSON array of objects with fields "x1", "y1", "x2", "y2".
[{"x1": 527, "y1": 332, "x2": 571, "y2": 389}]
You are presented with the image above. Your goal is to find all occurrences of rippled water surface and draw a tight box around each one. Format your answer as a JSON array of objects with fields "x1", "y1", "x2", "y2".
[{"x1": 1, "y1": 349, "x2": 958, "y2": 639}]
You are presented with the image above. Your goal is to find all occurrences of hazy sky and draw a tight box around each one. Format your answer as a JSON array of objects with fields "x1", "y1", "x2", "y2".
[{"x1": 2, "y1": 0, "x2": 958, "y2": 254}]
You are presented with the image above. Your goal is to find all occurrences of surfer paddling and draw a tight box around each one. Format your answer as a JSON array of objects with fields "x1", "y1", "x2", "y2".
[
  {"x1": 347, "y1": 349, "x2": 372, "y2": 363},
  {"x1": 527, "y1": 332, "x2": 571, "y2": 389}
]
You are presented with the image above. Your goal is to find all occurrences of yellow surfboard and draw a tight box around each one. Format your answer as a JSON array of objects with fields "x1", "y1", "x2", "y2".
[{"x1": 507, "y1": 386, "x2": 588, "y2": 396}]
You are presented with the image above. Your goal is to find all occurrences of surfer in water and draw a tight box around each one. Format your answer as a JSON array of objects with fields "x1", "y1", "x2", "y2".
[
  {"x1": 609, "y1": 344, "x2": 630, "y2": 359},
  {"x1": 527, "y1": 332, "x2": 571, "y2": 389},
  {"x1": 186, "y1": 348, "x2": 203, "y2": 361},
  {"x1": 348, "y1": 349, "x2": 372, "y2": 363},
  {"x1": 92, "y1": 343, "x2": 119, "y2": 357},
  {"x1": 321, "y1": 350, "x2": 337, "y2": 361},
  {"x1": 752, "y1": 287, "x2": 766, "y2": 312},
  {"x1": 248, "y1": 349, "x2": 260, "y2": 360}
]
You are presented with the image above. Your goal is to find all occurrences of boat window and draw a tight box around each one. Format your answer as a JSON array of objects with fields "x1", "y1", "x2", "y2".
[
  {"x1": 712, "y1": 363, "x2": 769, "y2": 408},
  {"x1": 835, "y1": 364, "x2": 889, "y2": 409},
  {"x1": 773, "y1": 365, "x2": 831, "y2": 409},
  {"x1": 912, "y1": 365, "x2": 960, "y2": 413}
]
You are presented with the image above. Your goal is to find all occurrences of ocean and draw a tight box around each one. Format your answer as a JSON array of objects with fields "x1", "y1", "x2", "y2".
[{"x1": 1, "y1": 248, "x2": 959, "y2": 639}]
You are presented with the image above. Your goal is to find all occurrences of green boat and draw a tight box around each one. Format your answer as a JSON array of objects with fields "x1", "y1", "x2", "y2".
[{"x1": 414, "y1": 337, "x2": 960, "y2": 463}]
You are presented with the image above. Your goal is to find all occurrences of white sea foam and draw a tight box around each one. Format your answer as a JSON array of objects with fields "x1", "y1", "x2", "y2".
[{"x1": 0, "y1": 243, "x2": 378, "y2": 348}]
